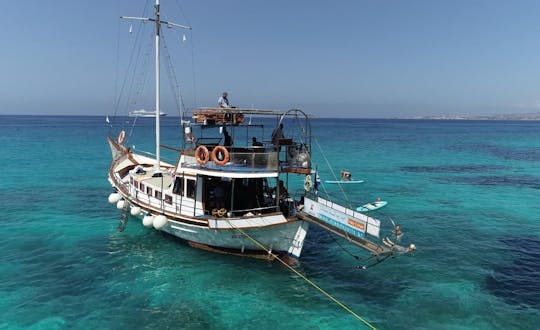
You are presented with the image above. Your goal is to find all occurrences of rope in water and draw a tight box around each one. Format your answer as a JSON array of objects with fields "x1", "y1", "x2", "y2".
[{"x1": 226, "y1": 220, "x2": 377, "y2": 330}]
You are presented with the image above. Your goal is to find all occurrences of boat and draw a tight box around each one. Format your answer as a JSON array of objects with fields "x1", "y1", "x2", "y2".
[
  {"x1": 106, "y1": 1, "x2": 414, "y2": 264},
  {"x1": 356, "y1": 200, "x2": 388, "y2": 212},
  {"x1": 325, "y1": 180, "x2": 365, "y2": 184},
  {"x1": 128, "y1": 109, "x2": 167, "y2": 117}
]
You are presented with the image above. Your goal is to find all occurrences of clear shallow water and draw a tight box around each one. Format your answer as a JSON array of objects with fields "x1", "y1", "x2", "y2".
[{"x1": 1, "y1": 115, "x2": 539, "y2": 329}]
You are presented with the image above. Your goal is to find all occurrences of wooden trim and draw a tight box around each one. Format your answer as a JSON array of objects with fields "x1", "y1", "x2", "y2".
[{"x1": 281, "y1": 167, "x2": 311, "y2": 175}]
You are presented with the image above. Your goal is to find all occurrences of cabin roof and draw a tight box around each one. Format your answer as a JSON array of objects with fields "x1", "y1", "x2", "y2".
[{"x1": 177, "y1": 165, "x2": 279, "y2": 178}]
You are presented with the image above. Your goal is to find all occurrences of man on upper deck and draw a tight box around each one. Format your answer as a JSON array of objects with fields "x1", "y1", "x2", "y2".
[
  {"x1": 218, "y1": 92, "x2": 232, "y2": 109},
  {"x1": 271, "y1": 123, "x2": 284, "y2": 146}
]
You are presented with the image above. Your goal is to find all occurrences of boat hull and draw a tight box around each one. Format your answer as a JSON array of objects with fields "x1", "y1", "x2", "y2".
[
  {"x1": 125, "y1": 210, "x2": 309, "y2": 257},
  {"x1": 155, "y1": 215, "x2": 308, "y2": 256}
]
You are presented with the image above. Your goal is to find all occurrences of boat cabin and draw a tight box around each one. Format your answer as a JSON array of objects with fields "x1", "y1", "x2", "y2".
[{"x1": 176, "y1": 108, "x2": 311, "y2": 218}]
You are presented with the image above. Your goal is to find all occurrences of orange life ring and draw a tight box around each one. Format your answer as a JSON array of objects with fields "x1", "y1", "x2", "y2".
[
  {"x1": 212, "y1": 146, "x2": 229, "y2": 166},
  {"x1": 118, "y1": 130, "x2": 126, "y2": 144},
  {"x1": 195, "y1": 145, "x2": 210, "y2": 165}
]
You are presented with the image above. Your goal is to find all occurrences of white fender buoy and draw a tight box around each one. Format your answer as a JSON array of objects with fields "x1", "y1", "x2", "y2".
[
  {"x1": 116, "y1": 200, "x2": 126, "y2": 210},
  {"x1": 142, "y1": 214, "x2": 154, "y2": 228},
  {"x1": 108, "y1": 193, "x2": 122, "y2": 204},
  {"x1": 130, "y1": 206, "x2": 142, "y2": 216},
  {"x1": 153, "y1": 215, "x2": 168, "y2": 230}
]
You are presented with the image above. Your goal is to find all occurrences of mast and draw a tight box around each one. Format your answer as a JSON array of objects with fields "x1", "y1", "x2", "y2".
[
  {"x1": 154, "y1": 0, "x2": 161, "y2": 170},
  {"x1": 121, "y1": 2, "x2": 191, "y2": 171}
]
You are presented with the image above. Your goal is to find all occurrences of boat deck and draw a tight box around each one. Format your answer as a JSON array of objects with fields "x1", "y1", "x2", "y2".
[{"x1": 131, "y1": 168, "x2": 174, "y2": 189}]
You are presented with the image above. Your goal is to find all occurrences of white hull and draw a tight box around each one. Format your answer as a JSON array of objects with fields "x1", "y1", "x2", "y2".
[{"x1": 136, "y1": 212, "x2": 309, "y2": 255}]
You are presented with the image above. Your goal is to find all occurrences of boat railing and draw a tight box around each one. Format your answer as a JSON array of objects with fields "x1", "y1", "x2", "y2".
[
  {"x1": 133, "y1": 148, "x2": 177, "y2": 165},
  {"x1": 184, "y1": 148, "x2": 279, "y2": 171},
  {"x1": 278, "y1": 142, "x2": 312, "y2": 173}
]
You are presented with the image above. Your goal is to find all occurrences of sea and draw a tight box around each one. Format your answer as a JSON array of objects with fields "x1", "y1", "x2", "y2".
[{"x1": 1, "y1": 115, "x2": 539, "y2": 329}]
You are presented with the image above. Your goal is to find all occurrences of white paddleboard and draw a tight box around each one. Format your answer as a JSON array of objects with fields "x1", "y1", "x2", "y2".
[
  {"x1": 356, "y1": 200, "x2": 388, "y2": 212},
  {"x1": 325, "y1": 180, "x2": 365, "y2": 184}
]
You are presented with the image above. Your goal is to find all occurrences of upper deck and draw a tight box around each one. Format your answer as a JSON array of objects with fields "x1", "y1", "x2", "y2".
[
  {"x1": 192, "y1": 107, "x2": 288, "y2": 126},
  {"x1": 179, "y1": 108, "x2": 312, "y2": 176}
]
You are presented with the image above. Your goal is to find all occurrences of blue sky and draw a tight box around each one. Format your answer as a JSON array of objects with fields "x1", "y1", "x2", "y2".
[{"x1": 2, "y1": 0, "x2": 540, "y2": 117}]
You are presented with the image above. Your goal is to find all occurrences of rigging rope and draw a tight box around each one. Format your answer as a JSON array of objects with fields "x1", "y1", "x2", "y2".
[
  {"x1": 314, "y1": 139, "x2": 351, "y2": 207},
  {"x1": 161, "y1": 35, "x2": 185, "y2": 116},
  {"x1": 325, "y1": 231, "x2": 361, "y2": 260},
  {"x1": 114, "y1": 1, "x2": 150, "y2": 117},
  {"x1": 225, "y1": 219, "x2": 377, "y2": 330},
  {"x1": 111, "y1": 0, "x2": 153, "y2": 140},
  {"x1": 172, "y1": 0, "x2": 198, "y2": 108},
  {"x1": 189, "y1": 30, "x2": 198, "y2": 109}
]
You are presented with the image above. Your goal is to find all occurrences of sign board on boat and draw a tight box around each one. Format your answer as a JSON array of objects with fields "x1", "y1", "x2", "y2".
[{"x1": 304, "y1": 197, "x2": 381, "y2": 239}]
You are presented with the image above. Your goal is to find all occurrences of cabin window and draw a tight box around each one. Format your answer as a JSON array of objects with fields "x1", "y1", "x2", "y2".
[
  {"x1": 172, "y1": 177, "x2": 184, "y2": 195},
  {"x1": 134, "y1": 181, "x2": 139, "y2": 189},
  {"x1": 146, "y1": 186, "x2": 153, "y2": 196},
  {"x1": 140, "y1": 183, "x2": 145, "y2": 192},
  {"x1": 130, "y1": 177, "x2": 134, "y2": 184},
  {"x1": 155, "y1": 190, "x2": 162, "y2": 199},
  {"x1": 165, "y1": 194, "x2": 172, "y2": 205},
  {"x1": 186, "y1": 179, "x2": 196, "y2": 199}
]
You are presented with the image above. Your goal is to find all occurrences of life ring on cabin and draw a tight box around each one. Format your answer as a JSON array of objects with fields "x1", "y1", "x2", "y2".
[
  {"x1": 212, "y1": 146, "x2": 230, "y2": 166},
  {"x1": 195, "y1": 145, "x2": 210, "y2": 165},
  {"x1": 117, "y1": 130, "x2": 126, "y2": 144}
]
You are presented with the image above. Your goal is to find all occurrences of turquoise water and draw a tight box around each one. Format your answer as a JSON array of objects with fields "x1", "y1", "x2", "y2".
[{"x1": 1, "y1": 115, "x2": 539, "y2": 329}]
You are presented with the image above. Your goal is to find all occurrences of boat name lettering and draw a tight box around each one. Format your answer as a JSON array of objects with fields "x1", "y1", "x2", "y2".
[{"x1": 347, "y1": 218, "x2": 366, "y2": 231}]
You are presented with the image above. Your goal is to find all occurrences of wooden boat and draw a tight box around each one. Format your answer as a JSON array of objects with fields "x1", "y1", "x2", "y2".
[{"x1": 106, "y1": 1, "x2": 414, "y2": 262}]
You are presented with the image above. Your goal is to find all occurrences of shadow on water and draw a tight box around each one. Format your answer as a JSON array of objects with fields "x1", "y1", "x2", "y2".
[
  {"x1": 446, "y1": 143, "x2": 540, "y2": 162},
  {"x1": 484, "y1": 236, "x2": 540, "y2": 308},
  {"x1": 399, "y1": 164, "x2": 509, "y2": 173},
  {"x1": 432, "y1": 175, "x2": 540, "y2": 190}
]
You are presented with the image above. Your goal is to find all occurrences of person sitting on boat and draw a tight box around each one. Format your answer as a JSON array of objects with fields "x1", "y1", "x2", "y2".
[
  {"x1": 218, "y1": 91, "x2": 232, "y2": 109},
  {"x1": 271, "y1": 123, "x2": 284, "y2": 146},
  {"x1": 252, "y1": 137, "x2": 263, "y2": 147},
  {"x1": 275, "y1": 180, "x2": 289, "y2": 200},
  {"x1": 275, "y1": 180, "x2": 292, "y2": 216},
  {"x1": 223, "y1": 127, "x2": 233, "y2": 146},
  {"x1": 340, "y1": 170, "x2": 352, "y2": 181}
]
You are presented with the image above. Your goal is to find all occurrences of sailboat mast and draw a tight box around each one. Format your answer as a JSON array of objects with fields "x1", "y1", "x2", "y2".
[
  {"x1": 122, "y1": 2, "x2": 191, "y2": 171},
  {"x1": 154, "y1": 0, "x2": 161, "y2": 170}
]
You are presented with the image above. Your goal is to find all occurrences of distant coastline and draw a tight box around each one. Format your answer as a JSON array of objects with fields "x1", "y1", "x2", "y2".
[{"x1": 403, "y1": 112, "x2": 540, "y2": 121}]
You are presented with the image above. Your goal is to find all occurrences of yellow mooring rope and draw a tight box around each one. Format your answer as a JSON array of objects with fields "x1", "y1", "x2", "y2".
[{"x1": 226, "y1": 221, "x2": 377, "y2": 330}]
